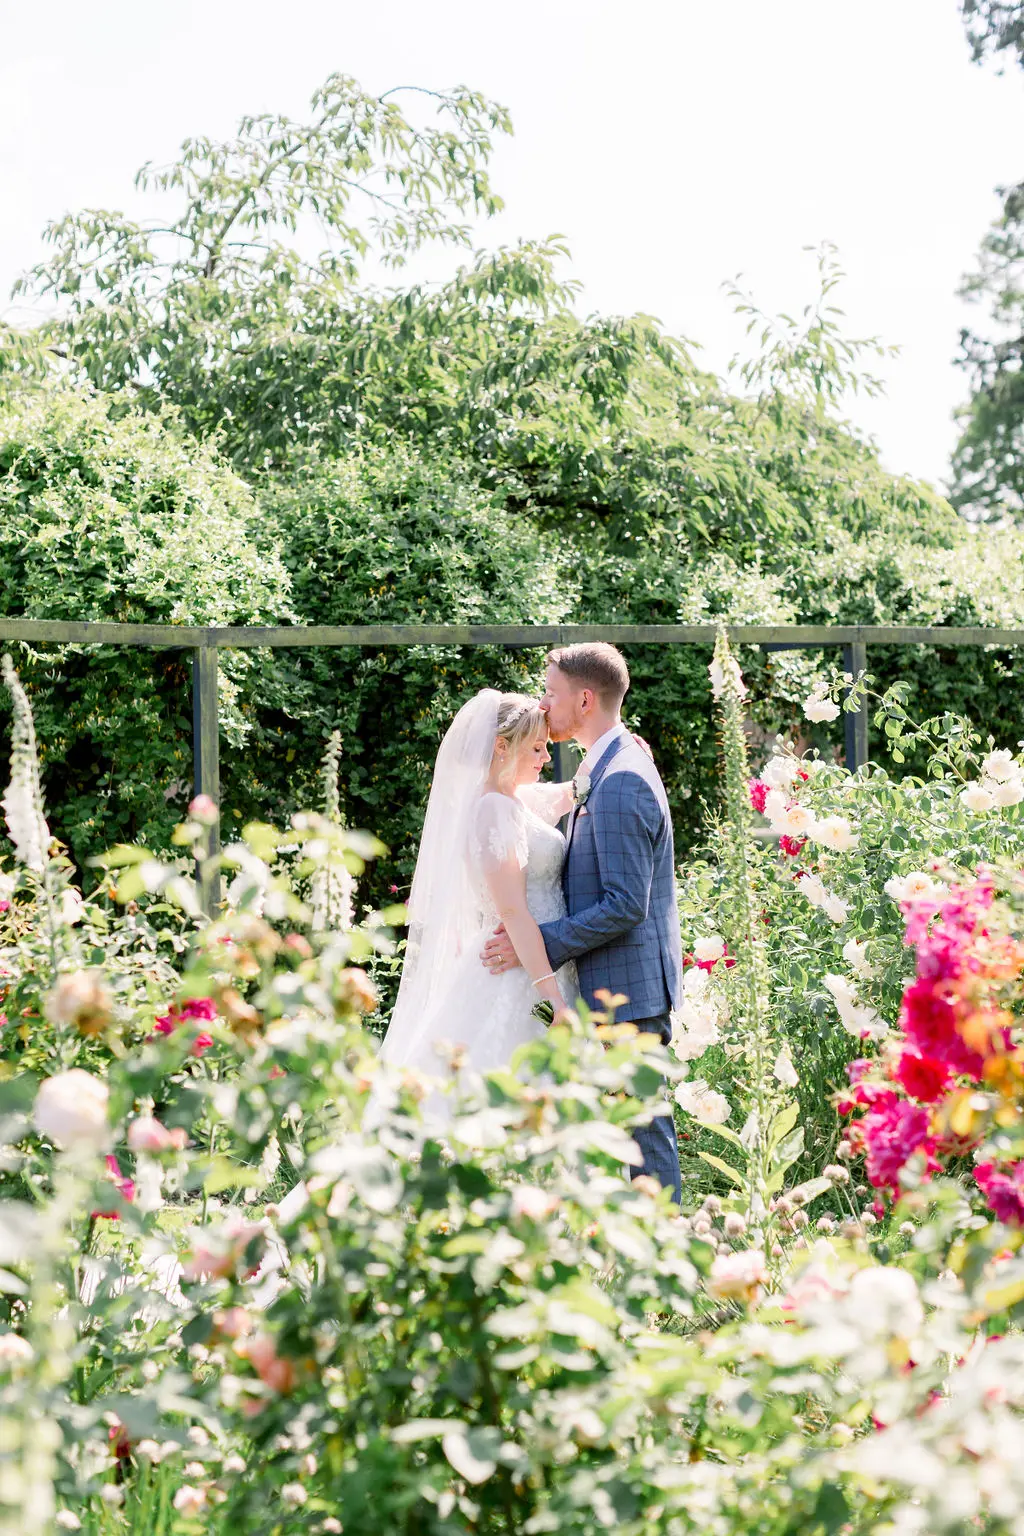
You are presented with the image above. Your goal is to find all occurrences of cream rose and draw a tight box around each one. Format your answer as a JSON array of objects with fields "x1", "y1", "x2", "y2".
[
  {"x1": 33, "y1": 1070, "x2": 109, "y2": 1150},
  {"x1": 808, "y1": 815, "x2": 859, "y2": 852},
  {"x1": 692, "y1": 934, "x2": 726, "y2": 963},
  {"x1": 803, "y1": 692, "x2": 841, "y2": 724},
  {"x1": 961, "y1": 781, "x2": 996, "y2": 813}
]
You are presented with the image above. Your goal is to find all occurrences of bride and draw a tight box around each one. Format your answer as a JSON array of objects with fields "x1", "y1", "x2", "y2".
[{"x1": 378, "y1": 689, "x2": 576, "y2": 1077}]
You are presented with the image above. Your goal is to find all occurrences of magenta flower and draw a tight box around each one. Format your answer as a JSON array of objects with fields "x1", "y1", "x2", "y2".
[
  {"x1": 151, "y1": 997, "x2": 218, "y2": 1053},
  {"x1": 861, "y1": 1099, "x2": 933, "y2": 1193},
  {"x1": 92, "y1": 1155, "x2": 136, "y2": 1220},
  {"x1": 748, "y1": 779, "x2": 769, "y2": 814},
  {"x1": 975, "y1": 1162, "x2": 1024, "y2": 1226},
  {"x1": 894, "y1": 1050, "x2": 950, "y2": 1104}
]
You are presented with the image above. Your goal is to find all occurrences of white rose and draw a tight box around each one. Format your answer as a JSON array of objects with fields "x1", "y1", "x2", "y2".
[
  {"x1": 682, "y1": 966, "x2": 710, "y2": 999},
  {"x1": 55, "y1": 1514, "x2": 82, "y2": 1530},
  {"x1": 44, "y1": 970, "x2": 112, "y2": 1030},
  {"x1": 763, "y1": 787, "x2": 789, "y2": 822},
  {"x1": 675, "y1": 1078, "x2": 731, "y2": 1124},
  {"x1": 823, "y1": 974, "x2": 885, "y2": 1039},
  {"x1": 773, "y1": 1048, "x2": 799, "y2": 1088},
  {"x1": 799, "y1": 874, "x2": 827, "y2": 909},
  {"x1": 511, "y1": 1185, "x2": 557, "y2": 1221},
  {"x1": 990, "y1": 777, "x2": 1024, "y2": 808},
  {"x1": 961, "y1": 781, "x2": 996, "y2": 813},
  {"x1": 842, "y1": 938, "x2": 875, "y2": 980},
  {"x1": 692, "y1": 935, "x2": 726, "y2": 963},
  {"x1": 770, "y1": 802, "x2": 816, "y2": 838},
  {"x1": 822, "y1": 893, "x2": 850, "y2": 924},
  {"x1": 33, "y1": 1070, "x2": 109, "y2": 1150},
  {"x1": 762, "y1": 755, "x2": 800, "y2": 790},
  {"x1": 59, "y1": 888, "x2": 85, "y2": 926},
  {"x1": 884, "y1": 871, "x2": 942, "y2": 906},
  {"x1": 848, "y1": 1265, "x2": 924, "y2": 1338},
  {"x1": 281, "y1": 1484, "x2": 308, "y2": 1510},
  {"x1": 809, "y1": 815, "x2": 859, "y2": 853},
  {"x1": 982, "y1": 749, "x2": 1019, "y2": 783},
  {"x1": 823, "y1": 973, "x2": 856, "y2": 1008},
  {"x1": 804, "y1": 694, "x2": 841, "y2": 724},
  {"x1": 671, "y1": 1010, "x2": 720, "y2": 1061}
]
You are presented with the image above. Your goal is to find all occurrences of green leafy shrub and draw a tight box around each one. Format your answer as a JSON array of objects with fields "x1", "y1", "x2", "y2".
[
  {"x1": 255, "y1": 443, "x2": 578, "y2": 898},
  {"x1": 675, "y1": 660, "x2": 1024, "y2": 1187},
  {"x1": 0, "y1": 389, "x2": 293, "y2": 864}
]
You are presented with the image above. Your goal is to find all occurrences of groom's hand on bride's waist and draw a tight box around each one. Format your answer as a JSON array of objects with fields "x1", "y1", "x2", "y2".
[{"x1": 481, "y1": 924, "x2": 520, "y2": 974}]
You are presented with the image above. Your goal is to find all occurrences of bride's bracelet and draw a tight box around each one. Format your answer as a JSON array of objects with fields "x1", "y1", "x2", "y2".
[{"x1": 531, "y1": 970, "x2": 557, "y2": 987}]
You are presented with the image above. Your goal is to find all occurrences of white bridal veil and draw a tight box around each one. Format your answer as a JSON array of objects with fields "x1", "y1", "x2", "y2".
[{"x1": 379, "y1": 689, "x2": 501, "y2": 1067}]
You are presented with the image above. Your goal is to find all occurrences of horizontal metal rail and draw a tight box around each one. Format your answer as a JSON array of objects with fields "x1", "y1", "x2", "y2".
[{"x1": 4, "y1": 618, "x2": 1023, "y2": 913}]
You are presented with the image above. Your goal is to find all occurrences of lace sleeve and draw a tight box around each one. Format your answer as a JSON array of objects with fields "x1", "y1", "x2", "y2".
[
  {"x1": 473, "y1": 793, "x2": 529, "y2": 874},
  {"x1": 517, "y1": 781, "x2": 574, "y2": 825}
]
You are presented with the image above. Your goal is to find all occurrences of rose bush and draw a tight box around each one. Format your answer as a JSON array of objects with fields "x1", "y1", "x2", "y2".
[{"x1": 6, "y1": 646, "x2": 1024, "y2": 1534}]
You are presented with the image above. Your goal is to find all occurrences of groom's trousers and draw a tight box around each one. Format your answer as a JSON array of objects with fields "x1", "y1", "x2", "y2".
[{"x1": 629, "y1": 1012, "x2": 683, "y2": 1206}]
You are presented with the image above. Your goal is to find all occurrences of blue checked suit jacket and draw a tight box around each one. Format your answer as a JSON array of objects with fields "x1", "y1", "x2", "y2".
[{"x1": 538, "y1": 734, "x2": 684, "y2": 1022}]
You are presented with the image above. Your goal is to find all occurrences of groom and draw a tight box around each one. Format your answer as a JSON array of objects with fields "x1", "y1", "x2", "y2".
[{"x1": 482, "y1": 642, "x2": 683, "y2": 1203}]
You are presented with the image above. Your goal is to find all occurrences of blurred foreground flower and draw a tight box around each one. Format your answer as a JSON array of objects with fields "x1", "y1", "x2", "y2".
[{"x1": 33, "y1": 1069, "x2": 109, "y2": 1149}]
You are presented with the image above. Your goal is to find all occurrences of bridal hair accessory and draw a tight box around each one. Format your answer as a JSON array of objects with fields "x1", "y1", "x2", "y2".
[{"x1": 572, "y1": 771, "x2": 592, "y2": 808}]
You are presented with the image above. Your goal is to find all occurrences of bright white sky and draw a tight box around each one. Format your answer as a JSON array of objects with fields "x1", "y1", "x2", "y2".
[{"x1": 1, "y1": 0, "x2": 1020, "y2": 490}]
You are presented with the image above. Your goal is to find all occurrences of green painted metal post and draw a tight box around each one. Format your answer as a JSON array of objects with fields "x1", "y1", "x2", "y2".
[
  {"x1": 842, "y1": 641, "x2": 869, "y2": 771},
  {"x1": 192, "y1": 643, "x2": 221, "y2": 915}
]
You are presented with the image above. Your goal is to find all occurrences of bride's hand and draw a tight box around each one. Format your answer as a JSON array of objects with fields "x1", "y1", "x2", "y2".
[{"x1": 631, "y1": 732, "x2": 654, "y2": 760}]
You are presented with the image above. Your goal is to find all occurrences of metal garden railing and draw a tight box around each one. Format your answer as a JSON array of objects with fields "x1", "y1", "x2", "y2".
[{"x1": 3, "y1": 618, "x2": 1024, "y2": 911}]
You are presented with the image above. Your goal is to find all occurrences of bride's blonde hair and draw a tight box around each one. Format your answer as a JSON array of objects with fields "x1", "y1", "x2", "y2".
[{"x1": 494, "y1": 693, "x2": 548, "y2": 783}]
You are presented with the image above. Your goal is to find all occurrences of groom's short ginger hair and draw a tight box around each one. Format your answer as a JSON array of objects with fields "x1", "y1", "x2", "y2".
[{"x1": 547, "y1": 642, "x2": 630, "y2": 710}]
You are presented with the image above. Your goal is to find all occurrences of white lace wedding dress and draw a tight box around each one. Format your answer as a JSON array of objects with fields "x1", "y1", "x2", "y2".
[{"x1": 380, "y1": 782, "x2": 576, "y2": 1077}]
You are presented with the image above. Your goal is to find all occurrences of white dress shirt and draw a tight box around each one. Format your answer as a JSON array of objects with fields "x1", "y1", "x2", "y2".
[{"x1": 577, "y1": 722, "x2": 627, "y2": 781}]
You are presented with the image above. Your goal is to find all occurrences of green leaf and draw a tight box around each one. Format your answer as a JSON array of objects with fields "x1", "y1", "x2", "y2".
[
  {"x1": 391, "y1": 1419, "x2": 464, "y2": 1445},
  {"x1": 772, "y1": 1125, "x2": 805, "y2": 1176},
  {"x1": 442, "y1": 1233, "x2": 488, "y2": 1258},
  {"x1": 768, "y1": 1101, "x2": 800, "y2": 1153},
  {"x1": 788, "y1": 1176, "x2": 832, "y2": 1206},
  {"x1": 696, "y1": 1120, "x2": 746, "y2": 1151},
  {"x1": 695, "y1": 1150, "x2": 746, "y2": 1190},
  {"x1": 95, "y1": 844, "x2": 151, "y2": 869},
  {"x1": 202, "y1": 1156, "x2": 259, "y2": 1194},
  {"x1": 0, "y1": 1075, "x2": 38, "y2": 1115},
  {"x1": 812, "y1": 1483, "x2": 850, "y2": 1534}
]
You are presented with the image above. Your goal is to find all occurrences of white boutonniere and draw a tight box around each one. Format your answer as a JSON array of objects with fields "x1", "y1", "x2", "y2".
[{"x1": 572, "y1": 771, "x2": 591, "y2": 808}]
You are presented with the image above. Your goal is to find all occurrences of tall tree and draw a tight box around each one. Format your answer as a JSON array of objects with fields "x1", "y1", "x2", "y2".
[
  {"x1": 0, "y1": 73, "x2": 514, "y2": 459},
  {"x1": 962, "y1": 0, "x2": 1024, "y2": 66},
  {"x1": 952, "y1": 1, "x2": 1024, "y2": 519}
]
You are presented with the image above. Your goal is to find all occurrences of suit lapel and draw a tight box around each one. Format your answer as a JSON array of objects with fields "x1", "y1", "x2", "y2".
[{"x1": 565, "y1": 732, "x2": 628, "y2": 853}]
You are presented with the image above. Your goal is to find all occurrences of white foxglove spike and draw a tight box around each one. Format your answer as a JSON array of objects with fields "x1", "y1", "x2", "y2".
[{"x1": 1, "y1": 655, "x2": 51, "y2": 873}]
